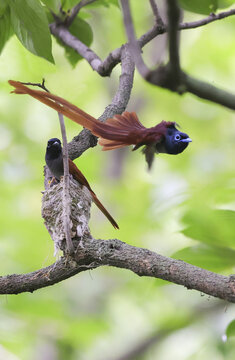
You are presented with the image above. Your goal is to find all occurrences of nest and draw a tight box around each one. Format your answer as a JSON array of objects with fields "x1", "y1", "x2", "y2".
[{"x1": 41, "y1": 177, "x2": 92, "y2": 254}]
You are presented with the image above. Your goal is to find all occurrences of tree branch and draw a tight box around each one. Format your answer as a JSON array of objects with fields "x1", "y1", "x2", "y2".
[
  {"x1": 65, "y1": 0, "x2": 98, "y2": 27},
  {"x1": 180, "y1": 8, "x2": 235, "y2": 30},
  {"x1": 67, "y1": 44, "x2": 135, "y2": 160},
  {"x1": 0, "y1": 238, "x2": 235, "y2": 303},
  {"x1": 183, "y1": 72, "x2": 235, "y2": 110},
  {"x1": 50, "y1": 22, "x2": 121, "y2": 76},
  {"x1": 119, "y1": 1, "x2": 235, "y2": 108},
  {"x1": 50, "y1": 9, "x2": 235, "y2": 79},
  {"x1": 120, "y1": 0, "x2": 150, "y2": 78},
  {"x1": 149, "y1": 0, "x2": 164, "y2": 27},
  {"x1": 166, "y1": 0, "x2": 181, "y2": 83}
]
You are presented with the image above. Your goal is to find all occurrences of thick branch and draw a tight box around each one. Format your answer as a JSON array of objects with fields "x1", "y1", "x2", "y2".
[
  {"x1": 67, "y1": 44, "x2": 135, "y2": 160},
  {"x1": 50, "y1": 23, "x2": 105, "y2": 73},
  {"x1": 50, "y1": 23, "x2": 121, "y2": 76},
  {"x1": 0, "y1": 238, "x2": 234, "y2": 303},
  {"x1": 50, "y1": 7, "x2": 235, "y2": 110},
  {"x1": 120, "y1": 0, "x2": 149, "y2": 78},
  {"x1": 167, "y1": 0, "x2": 181, "y2": 82},
  {"x1": 50, "y1": 9, "x2": 235, "y2": 78},
  {"x1": 183, "y1": 72, "x2": 235, "y2": 110}
]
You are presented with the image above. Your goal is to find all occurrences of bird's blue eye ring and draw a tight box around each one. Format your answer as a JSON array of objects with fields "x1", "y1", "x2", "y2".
[{"x1": 174, "y1": 134, "x2": 181, "y2": 141}]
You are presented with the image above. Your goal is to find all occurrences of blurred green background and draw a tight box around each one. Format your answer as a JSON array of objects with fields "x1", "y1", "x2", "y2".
[{"x1": 0, "y1": 1, "x2": 235, "y2": 359}]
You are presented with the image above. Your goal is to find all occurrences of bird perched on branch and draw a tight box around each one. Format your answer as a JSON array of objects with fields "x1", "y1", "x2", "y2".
[
  {"x1": 9, "y1": 80, "x2": 192, "y2": 169},
  {"x1": 46, "y1": 138, "x2": 119, "y2": 229}
]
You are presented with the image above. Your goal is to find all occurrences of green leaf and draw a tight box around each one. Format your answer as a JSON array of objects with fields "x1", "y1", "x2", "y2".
[
  {"x1": 63, "y1": 0, "x2": 119, "y2": 11},
  {"x1": 84, "y1": 0, "x2": 120, "y2": 7},
  {"x1": 173, "y1": 245, "x2": 235, "y2": 272},
  {"x1": 57, "y1": 17, "x2": 93, "y2": 67},
  {"x1": 9, "y1": 0, "x2": 54, "y2": 63},
  {"x1": 179, "y1": 0, "x2": 218, "y2": 15},
  {"x1": 0, "y1": 0, "x2": 8, "y2": 16},
  {"x1": 218, "y1": 0, "x2": 235, "y2": 8},
  {"x1": 226, "y1": 320, "x2": 235, "y2": 339},
  {"x1": 41, "y1": 0, "x2": 62, "y2": 13},
  {"x1": 0, "y1": 7, "x2": 13, "y2": 54},
  {"x1": 182, "y1": 209, "x2": 235, "y2": 249}
]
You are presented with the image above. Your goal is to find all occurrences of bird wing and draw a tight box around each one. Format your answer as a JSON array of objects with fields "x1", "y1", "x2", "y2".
[
  {"x1": 68, "y1": 159, "x2": 119, "y2": 229},
  {"x1": 97, "y1": 112, "x2": 149, "y2": 150}
]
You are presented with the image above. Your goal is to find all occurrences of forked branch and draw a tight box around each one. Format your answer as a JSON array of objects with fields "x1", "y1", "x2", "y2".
[{"x1": 0, "y1": 238, "x2": 234, "y2": 303}]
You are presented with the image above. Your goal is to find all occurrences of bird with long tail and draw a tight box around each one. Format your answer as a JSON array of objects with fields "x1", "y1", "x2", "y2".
[{"x1": 9, "y1": 80, "x2": 192, "y2": 169}]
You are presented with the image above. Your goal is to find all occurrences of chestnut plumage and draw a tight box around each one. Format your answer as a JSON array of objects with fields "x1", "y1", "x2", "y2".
[
  {"x1": 9, "y1": 80, "x2": 192, "y2": 169},
  {"x1": 46, "y1": 138, "x2": 119, "y2": 229}
]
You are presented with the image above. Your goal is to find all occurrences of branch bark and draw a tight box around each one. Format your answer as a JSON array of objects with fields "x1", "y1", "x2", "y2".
[
  {"x1": 0, "y1": 238, "x2": 235, "y2": 303},
  {"x1": 166, "y1": 0, "x2": 181, "y2": 83},
  {"x1": 67, "y1": 44, "x2": 135, "y2": 160},
  {"x1": 50, "y1": 9, "x2": 235, "y2": 78},
  {"x1": 120, "y1": 1, "x2": 235, "y2": 108},
  {"x1": 65, "y1": 0, "x2": 98, "y2": 26},
  {"x1": 120, "y1": 0, "x2": 150, "y2": 78},
  {"x1": 149, "y1": 0, "x2": 164, "y2": 27}
]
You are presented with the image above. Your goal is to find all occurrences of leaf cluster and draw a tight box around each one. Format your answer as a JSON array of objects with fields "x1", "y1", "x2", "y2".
[{"x1": 0, "y1": 0, "x2": 118, "y2": 65}]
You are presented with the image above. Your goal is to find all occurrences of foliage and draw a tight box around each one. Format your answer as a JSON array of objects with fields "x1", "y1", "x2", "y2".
[
  {"x1": 179, "y1": 0, "x2": 235, "y2": 14},
  {"x1": 0, "y1": 1, "x2": 235, "y2": 359},
  {"x1": 0, "y1": 0, "x2": 119, "y2": 65}
]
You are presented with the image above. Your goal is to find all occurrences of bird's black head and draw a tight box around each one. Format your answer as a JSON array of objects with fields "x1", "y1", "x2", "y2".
[
  {"x1": 46, "y1": 138, "x2": 62, "y2": 159},
  {"x1": 164, "y1": 124, "x2": 192, "y2": 155}
]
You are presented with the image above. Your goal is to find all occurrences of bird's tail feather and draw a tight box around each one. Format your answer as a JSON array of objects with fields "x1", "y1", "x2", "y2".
[{"x1": 8, "y1": 80, "x2": 100, "y2": 131}]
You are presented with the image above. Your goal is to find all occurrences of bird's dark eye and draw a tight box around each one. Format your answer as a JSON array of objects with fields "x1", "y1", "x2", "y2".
[{"x1": 174, "y1": 134, "x2": 181, "y2": 141}]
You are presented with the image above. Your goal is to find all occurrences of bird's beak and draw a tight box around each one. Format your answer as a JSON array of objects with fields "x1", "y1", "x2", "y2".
[{"x1": 181, "y1": 138, "x2": 192, "y2": 143}]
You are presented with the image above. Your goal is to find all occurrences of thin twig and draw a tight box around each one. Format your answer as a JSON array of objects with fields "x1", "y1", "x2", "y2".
[
  {"x1": 180, "y1": 8, "x2": 235, "y2": 30},
  {"x1": 58, "y1": 112, "x2": 74, "y2": 254},
  {"x1": 21, "y1": 79, "x2": 50, "y2": 93},
  {"x1": 120, "y1": 0, "x2": 150, "y2": 78},
  {"x1": 66, "y1": 0, "x2": 98, "y2": 26},
  {"x1": 149, "y1": 0, "x2": 164, "y2": 27},
  {"x1": 50, "y1": 9, "x2": 235, "y2": 77},
  {"x1": 50, "y1": 23, "x2": 105, "y2": 72}
]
